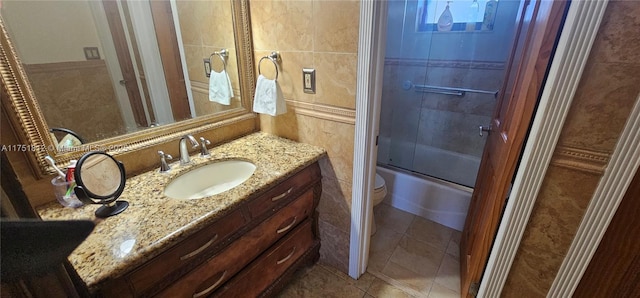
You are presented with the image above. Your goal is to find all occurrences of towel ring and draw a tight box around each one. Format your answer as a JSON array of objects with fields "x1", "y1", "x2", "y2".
[
  {"x1": 258, "y1": 51, "x2": 280, "y2": 81},
  {"x1": 209, "y1": 49, "x2": 229, "y2": 73}
]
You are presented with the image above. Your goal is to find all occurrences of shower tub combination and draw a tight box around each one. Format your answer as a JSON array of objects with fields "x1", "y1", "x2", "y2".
[{"x1": 377, "y1": 138, "x2": 478, "y2": 231}]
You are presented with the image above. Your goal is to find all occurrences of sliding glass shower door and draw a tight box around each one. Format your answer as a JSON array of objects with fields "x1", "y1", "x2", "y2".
[{"x1": 378, "y1": 0, "x2": 521, "y2": 188}]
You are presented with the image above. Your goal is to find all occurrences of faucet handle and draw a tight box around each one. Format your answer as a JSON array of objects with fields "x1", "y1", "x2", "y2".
[
  {"x1": 158, "y1": 151, "x2": 173, "y2": 173},
  {"x1": 199, "y1": 137, "x2": 212, "y2": 157}
]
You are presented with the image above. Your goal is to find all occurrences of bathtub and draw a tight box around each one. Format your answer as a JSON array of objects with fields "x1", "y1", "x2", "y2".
[{"x1": 377, "y1": 165, "x2": 472, "y2": 231}]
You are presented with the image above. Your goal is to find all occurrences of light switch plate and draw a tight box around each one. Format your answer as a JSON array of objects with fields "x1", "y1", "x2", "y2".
[
  {"x1": 204, "y1": 58, "x2": 212, "y2": 77},
  {"x1": 303, "y1": 68, "x2": 316, "y2": 94}
]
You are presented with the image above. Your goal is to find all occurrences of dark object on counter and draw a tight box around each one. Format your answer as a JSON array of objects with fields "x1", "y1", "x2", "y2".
[
  {"x1": 74, "y1": 151, "x2": 128, "y2": 218},
  {"x1": 1, "y1": 219, "x2": 95, "y2": 280}
]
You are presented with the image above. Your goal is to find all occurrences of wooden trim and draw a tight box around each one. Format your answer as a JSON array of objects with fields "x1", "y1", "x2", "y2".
[
  {"x1": 349, "y1": 0, "x2": 388, "y2": 278},
  {"x1": 549, "y1": 94, "x2": 640, "y2": 296},
  {"x1": 479, "y1": 1, "x2": 609, "y2": 296},
  {"x1": 573, "y1": 165, "x2": 640, "y2": 297},
  {"x1": 551, "y1": 146, "x2": 610, "y2": 174}
]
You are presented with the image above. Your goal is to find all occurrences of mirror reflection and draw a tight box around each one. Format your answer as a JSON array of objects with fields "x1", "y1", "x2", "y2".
[{"x1": 1, "y1": 0, "x2": 243, "y2": 145}]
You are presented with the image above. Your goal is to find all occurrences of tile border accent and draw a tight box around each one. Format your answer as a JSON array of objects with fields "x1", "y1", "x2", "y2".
[
  {"x1": 549, "y1": 94, "x2": 640, "y2": 297},
  {"x1": 551, "y1": 146, "x2": 610, "y2": 174},
  {"x1": 190, "y1": 81, "x2": 208, "y2": 95},
  {"x1": 190, "y1": 80, "x2": 240, "y2": 97},
  {"x1": 192, "y1": 81, "x2": 355, "y2": 124},
  {"x1": 286, "y1": 100, "x2": 356, "y2": 125},
  {"x1": 385, "y1": 58, "x2": 505, "y2": 70},
  {"x1": 24, "y1": 60, "x2": 106, "y2": 73}
]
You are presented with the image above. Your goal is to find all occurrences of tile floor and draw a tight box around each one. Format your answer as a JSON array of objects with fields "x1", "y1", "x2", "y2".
[{"x1": 279, "y1": 203, "x2": 462, "y2": 298}]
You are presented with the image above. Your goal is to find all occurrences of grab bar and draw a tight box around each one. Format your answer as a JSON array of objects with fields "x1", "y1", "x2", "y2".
[{"x1": 402, "y1": 80, "x2": 498, "y2": 98}]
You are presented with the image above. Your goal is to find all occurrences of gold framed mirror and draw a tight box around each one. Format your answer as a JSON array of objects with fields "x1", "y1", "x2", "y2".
[{"x1": 0, "y1": 0, "x2": 256, "y2": 178}]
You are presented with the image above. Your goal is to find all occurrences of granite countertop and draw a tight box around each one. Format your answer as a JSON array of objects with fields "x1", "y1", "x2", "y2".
[{"x1": 37, "y1": 132, "x2": 326, "y2": 290}]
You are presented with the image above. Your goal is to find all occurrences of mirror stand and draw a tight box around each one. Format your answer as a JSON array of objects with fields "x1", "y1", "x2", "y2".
[
  {"x1": 73, "y1": 152, "x2": 129, "y2": 218},
  {"x1": 95, "y1": 200, "x2": 129, "y2": 218}
]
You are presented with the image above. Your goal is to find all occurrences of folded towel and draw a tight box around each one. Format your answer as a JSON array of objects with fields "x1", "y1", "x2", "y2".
[
  {"x1": 252, "y1": 74, "x2": 287, "y2": 116},
  {"x1": 209, "y1": 69, "x2": 234, "y2": 105}
]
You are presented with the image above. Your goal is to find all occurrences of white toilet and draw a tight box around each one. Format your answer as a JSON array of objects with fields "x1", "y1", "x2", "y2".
[{"x1": 370, "y1": 173, "x2": 388, "y2": 235}]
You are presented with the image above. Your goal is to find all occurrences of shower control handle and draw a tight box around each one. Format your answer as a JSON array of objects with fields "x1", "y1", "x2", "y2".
[{"x1": 479, "y1": 125, "x2": 492, "y2": 137}]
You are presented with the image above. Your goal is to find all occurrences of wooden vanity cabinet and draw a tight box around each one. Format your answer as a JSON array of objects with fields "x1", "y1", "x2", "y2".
[{"x1": 97, "y1": 162, "x2": 321, "y2": 298}]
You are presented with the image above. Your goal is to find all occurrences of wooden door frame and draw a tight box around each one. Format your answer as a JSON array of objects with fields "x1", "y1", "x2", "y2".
[{"x1": 350, "y1": 2, "x2": 614, "y2": 296}]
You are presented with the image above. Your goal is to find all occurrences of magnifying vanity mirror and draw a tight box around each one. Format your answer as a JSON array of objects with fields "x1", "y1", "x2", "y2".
[
  {"x1": 74, "y1": 151, "x2": 128, "y2": 218},
  {"x1": 0, "y1": 0, "x2": 256, "y2": 177}
]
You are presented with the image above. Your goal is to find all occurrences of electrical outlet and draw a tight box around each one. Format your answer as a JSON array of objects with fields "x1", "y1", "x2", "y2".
[{"x1": 303, "y1": 68, "x2": 315, "y2": 94}]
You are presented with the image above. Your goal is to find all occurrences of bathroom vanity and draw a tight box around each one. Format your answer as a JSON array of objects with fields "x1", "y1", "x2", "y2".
[{"x1": 37, "y1": 133, "x2": 326, "y2": 297}]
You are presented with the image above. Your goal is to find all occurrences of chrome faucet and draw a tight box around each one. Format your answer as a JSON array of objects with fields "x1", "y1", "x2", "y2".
[
  {"x1": 199, "y1": 137, "x2": 211, "y2": 157},
  {"x1": 158, "y1": 151, "x2": 172, "y2": 173},
  {"x1": 179, "y1": 135, "x2": 199, "y2": 165}
]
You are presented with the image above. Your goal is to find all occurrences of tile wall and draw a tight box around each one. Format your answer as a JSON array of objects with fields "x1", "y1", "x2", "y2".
[
  {"x1": 250, "y1": 0, "x2": 360, "y2": 273},
  {"x1": 502, "y1": 1, "x2": 640, "y2": 295}
]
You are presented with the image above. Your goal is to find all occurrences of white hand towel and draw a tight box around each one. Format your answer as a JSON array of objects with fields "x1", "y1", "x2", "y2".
[
  {"x1": 252, "y1": 74, "x2": 287, "y2": 116},
  {"x1": 208, "y1": 69, "x2": 234, "y2": 105}
]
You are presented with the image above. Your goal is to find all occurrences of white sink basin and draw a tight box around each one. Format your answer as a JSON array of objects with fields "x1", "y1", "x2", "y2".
[{"x1": 164, "y1": 160, "x2": 256, "y2": 199}]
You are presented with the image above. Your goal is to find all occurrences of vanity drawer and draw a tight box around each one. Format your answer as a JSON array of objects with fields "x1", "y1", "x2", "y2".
[
  {"x1": 127, "y1": 209, "x2": 245, "y2": 295},
  {"x1": 214, "y1": 219, "x2": 315, "y2": 297},
  {"x1": 248, "y1": 163, "x2": 320, "y2": 218},
  {"x1": 156, "y1": 189, "x2": 315, "y2": 297}
]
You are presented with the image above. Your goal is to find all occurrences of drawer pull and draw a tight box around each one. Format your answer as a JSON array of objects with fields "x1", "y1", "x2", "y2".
[
  {"x1": 276, "y1": 216, "x2": 297, "y2": 234},
  {"x1": 276, "y1": 247, "x2": 296, "y2": 265},
  {"x1": 193, "y1": 270, "x2": 227, "y2": 298},
  {"x1": 271, "y1": 187, "x2": 293, "y2": 202},
  {"x1": 180, "y1": 234, "x2": 218, "y2": 261}
]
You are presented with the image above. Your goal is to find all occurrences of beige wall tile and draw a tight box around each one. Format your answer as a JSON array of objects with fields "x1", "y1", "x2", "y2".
[
  {"x1": 502, "y1": 248, "x2": 564, "y2": 298},
  {"x1": 317, "y1": 176, "x2": 352, "y2": 232},
  {"x1": 313, "y1": 0, "x2": 360, "y2": 53},
  {"x1": 314, "y1": 52, "x2": 358, "y2": 109},
  {"x1": 200, "y1": 1, "x2": 234, "y2": 48},
  {"x1": 183, "y1": 45, "x2": 206, "y2": 83},
  {"x1": 504, "y1": 166, "x2": 601, "y2": 293},
  {"x1": 261, "y1": 113, "x2": 355, "y2": 182},
  {"x1": 250, "y1": 0, "x2": 313, "y2": 51},
  {"x1": 558, "y1": 62, "x2": 640, "y2": 152},
  {"x1": 318, "y1": 219, "x2": 351, "y2": 273},
  {"x1": 589, "y1": 1, "x2": 640, "y2": 64}
]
